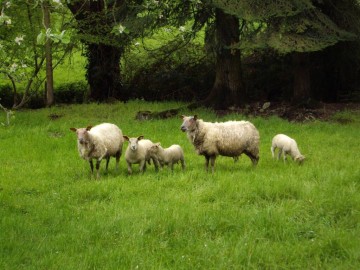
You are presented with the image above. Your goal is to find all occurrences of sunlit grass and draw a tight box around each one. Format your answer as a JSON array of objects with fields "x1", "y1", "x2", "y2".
[{"x1": 1, "y1": 101, "x2": 359, "y2": 269}]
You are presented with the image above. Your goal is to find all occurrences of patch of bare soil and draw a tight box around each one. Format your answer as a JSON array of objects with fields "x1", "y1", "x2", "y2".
[{"x1": 216, "y1": 102, "x2": 360, "y2": 122}]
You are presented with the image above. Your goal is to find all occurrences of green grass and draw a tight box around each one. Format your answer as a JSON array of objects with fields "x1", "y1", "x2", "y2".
[{"x1": 1, "y1": 101, "x2": 360, "y2": 269}]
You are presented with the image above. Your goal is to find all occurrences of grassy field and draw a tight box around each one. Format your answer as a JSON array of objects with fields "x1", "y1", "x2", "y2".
[{"x1": 1, "y1": 101, "x2": 359, "y2": 269}]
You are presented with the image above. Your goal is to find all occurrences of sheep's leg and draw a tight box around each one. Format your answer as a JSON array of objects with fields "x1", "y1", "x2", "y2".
[
  {"x1": 105, "y1": 156, "x2": 110, "y2": 172},
  {"x1": 170, "y1": 162, "x2": 174, "y2": 172},
  {"x1": 89, "y1": 160, "x2": 94, "y2": 173},
  {"x1": 277, "y1": 149, "x2": 282, "y2": 161},
  {"x1": 115, "y1": 151, "x2": 120, "y2": 171},
  {"x1": 139, "y1": 160, "x2": 146, "y2": 173},
  {"x1": 152, "y1": 158, "x2": 159, "y2": 172},
  {"x1": 181, "y1": 159, "x2": 186, "y2": 170},
  {"x1": 96, "y1": 160, "x2": 101, "y2": 179},
  {"x1": 127, "y1": 162, "x2": 132, "y2": 174},
  {"x1": 204, "y1": 155, "x2": 210, "y2": 172},
  {"x1": 210, "y1": 156, "x2": 216, "y2": 173},
  {"x1": 271, "y1": 146, "x2": 275, "y2": 158},
  {"x1": 283, "y1": 152, "x2": 287, "y2": 162}
]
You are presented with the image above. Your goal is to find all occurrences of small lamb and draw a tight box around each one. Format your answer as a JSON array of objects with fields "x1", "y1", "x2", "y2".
[
  {"x1": 148, "y1": 143, "x2": 185, "y2": 171},
  {"x1": 271, "y1": 134, "x2": 305, "y2": 164},
  {"x1": 70, "y1": 123, "x2": 124, "y2": 178},
  {"x1": 123, "y1": 135, "x2": 159, "y2": 174}
]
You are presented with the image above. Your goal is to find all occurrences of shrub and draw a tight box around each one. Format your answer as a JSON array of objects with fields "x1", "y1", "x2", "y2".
[
  {"x1": 0, "y1": 85, "x2": 14, "y2": 108},
  {"x1": 54, "y1": 81, "x2": 88, "y2": 104}
]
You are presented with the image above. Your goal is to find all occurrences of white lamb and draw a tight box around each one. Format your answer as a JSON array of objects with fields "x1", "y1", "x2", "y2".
[
  {"x1": 123, "y1": 135, "x2": 159, "y2": 174},
  {"x1": 180, "y1": 115, "x2": 260, "y2": 173},
  {"x1": 70, "y1": 123, "x2": 124, "y2": 178},
  {"x1": 148, "y1": 143, "x2": 186, "y2": 171},
  {"x1": 271, "y1": 134, "x2": 305, "y2": 164}
]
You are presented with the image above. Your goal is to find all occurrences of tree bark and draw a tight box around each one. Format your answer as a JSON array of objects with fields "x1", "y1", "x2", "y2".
[
  {"x1": 67, "y1": 0, "x2": 124, "y2": 102},
  {"x1": 292, "y1": 52, "x2": 311, "y2": 103},
  {"x1": 86, "y1": 43, "x2": 123, "y2": 101},
  {"x1": 203, "y1": 9, "x2": 245, "y2": 109},
  {"x1": 43, "y1": 1, "x2": 54, "y2": 107}
]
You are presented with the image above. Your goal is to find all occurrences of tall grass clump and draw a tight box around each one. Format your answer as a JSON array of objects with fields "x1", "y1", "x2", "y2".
[{"x1": 0, "y1": 101, "x2": 359, "y2": 269}]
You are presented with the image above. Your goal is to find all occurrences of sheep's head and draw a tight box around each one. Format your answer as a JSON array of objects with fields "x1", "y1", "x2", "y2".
[
  {"x1": 295, "y1": 155, "x2": 305, "y2": 164},
  {"x1": 149, "y1": 142, "x2": 161, "y2": 154},
  {"x1": 123, "y1": 135, "x2": 143, "y2": 151},
  {"x1": 180, "y1": 115, "x2": 197, "y2": 132},
  {"x1": 70, "y1": 126, "x2": 92, "y2": 146}
]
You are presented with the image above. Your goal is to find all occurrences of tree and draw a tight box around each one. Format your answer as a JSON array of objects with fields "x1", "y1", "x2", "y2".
[
  {"x1": 0, "y1": 0, "x2": 72, "y2": 109},
  {"x1": 212, "y1": 0, "x2": 356, "y2": 103},
  {"x1": 202, "y1": 9, "x2": 245, "y2": 108},
  {"x1": 42, "y1": 0, "x2": 54, "y2": 107}
]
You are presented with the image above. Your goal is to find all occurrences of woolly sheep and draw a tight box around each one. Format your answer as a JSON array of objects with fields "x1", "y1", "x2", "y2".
[
  {"x1": 271, "y1": 134, "x2": 305, "y2": 164},
  {"x1": 123, "y1": 135, "x2": 159, "y2": 174},
  {"x1": 70, "y1": 123, "x2": 124, "y2": 178},
  {"x1": 148, "y1": 143, "x2": 186, "y2": 171},
  {"x1": 180, "y1": 115, "x2": 260, "y2": 172}
]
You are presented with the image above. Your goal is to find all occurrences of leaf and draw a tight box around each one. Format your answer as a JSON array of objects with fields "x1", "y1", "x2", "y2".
[{"x1": 36, "y1": 31, "x2": 46, "y2": 45}]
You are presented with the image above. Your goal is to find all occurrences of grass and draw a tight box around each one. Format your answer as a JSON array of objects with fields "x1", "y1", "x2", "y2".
[{"x1": 1, "y1": 101, "x2": 360, "y2": 269}]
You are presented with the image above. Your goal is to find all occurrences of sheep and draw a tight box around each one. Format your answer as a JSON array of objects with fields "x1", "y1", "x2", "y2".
[
  {"x1": 148, "y1": 143, "x2": 186, "y2": 171},
  {"x1": 70, "y1": 123, "x2": 124, "y2": 179},
  {"x1": 180, "y1": 115, "x2": 260, "y2": 172},
  {"x1": 123, "y1": 135, "x2": 159, "y2": 174},
  {"x1": 271, "y1": 134, "x2": 305, "y2": 164}
]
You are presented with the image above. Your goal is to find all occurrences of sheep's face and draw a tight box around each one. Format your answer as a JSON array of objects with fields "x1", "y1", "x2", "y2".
[
  {"x1": 124, "y1": 135, "x2": 144, "y2": 151},
  {"x1": 70, "y1": 126, "x2": 92, "y2": 146},
  {"x1": 180, "y1": 115, "x2": 197, "y2": 132},
  {"x1": 295, "y1": 155, "x2": 305, "y2": 164},
  {"x1": 149, "y1": 143, "x2": 161, "y2": 154}
]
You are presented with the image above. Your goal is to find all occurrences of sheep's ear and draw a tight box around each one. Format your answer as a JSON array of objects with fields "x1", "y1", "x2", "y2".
[
  {"x1": 123, "y1": 135, "x2": 129, "y2": 141},
  {"x1": 138, "y1": 135, "x2": 144, "y2": 141},
  {"x1": 181, "y1": 115, "x2": 187, "y2": 119},
  {"x1": 86, "y1": 126, "x2": 92, "y2": 131},
  {"x1": 193, "y1": 115, "x2": 198, "y2": 120},
  {"x1": 70, "y1": 127, "x2": 77, "y2": 132},
  {"x1": 156, "y1": 142, "x2": 161, "y2": 147}
]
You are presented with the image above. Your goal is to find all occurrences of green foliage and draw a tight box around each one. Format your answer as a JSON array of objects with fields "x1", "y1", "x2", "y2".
[
  {"x1": 1, "y1": 101, "x2": 360, "y2": 269},
  {"x1": 54, "y1": 81, "x2": 88, "y2": 104},
  {"x1": 211, "y1": 0, "x2": 314, "y2": 20}
]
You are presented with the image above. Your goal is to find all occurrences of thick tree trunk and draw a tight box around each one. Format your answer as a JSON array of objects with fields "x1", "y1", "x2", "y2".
[
  {"x1": 292, "y1": 52, "x2": 311, "y2": 103},
  {"x1": 203, "y1": 9, "x2": 245, "y2": 109},
  {"x1": 67, "y1": 0, "x2": 125, "y2": 102},
  {"x1": 86, "y1": 43, "x2": 123, "y2": 101}
]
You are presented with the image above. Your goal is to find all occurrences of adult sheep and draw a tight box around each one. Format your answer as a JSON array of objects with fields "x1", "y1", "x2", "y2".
[
  {"x1": 70, "y1": 123, "x2": 124, "y2": 179},
  {"x1": 180, "y1": 115, "x2": 260, "y2": 172}
]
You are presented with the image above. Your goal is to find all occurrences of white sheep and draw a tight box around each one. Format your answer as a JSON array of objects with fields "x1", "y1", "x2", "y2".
[
  {"x1": 123, "y1": 135, "x2": 159, "y2": 174},
  {"x1": 70, "y1": 123, "x2": 124, "y2": 178},
  {"x1": 271, "y1": 134, "x2": 305, "y2": 164},
  {"x1": 180, "y1": 115, "x2": 260, "y2": 172},
  {"x1": 148, "y1": 143, "x2": 185, "y2": 171}
]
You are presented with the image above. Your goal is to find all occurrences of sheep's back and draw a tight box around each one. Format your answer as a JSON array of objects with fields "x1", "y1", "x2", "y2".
[
  {"x1": 200, "y1": 121, "x2": 259, "y2": 156},
  {"x1": 164, "y1": 145, "x2": 184, "y2": 160},
  {"x1": 90, "y1": 123, "x2": 123, "y2": 155}
]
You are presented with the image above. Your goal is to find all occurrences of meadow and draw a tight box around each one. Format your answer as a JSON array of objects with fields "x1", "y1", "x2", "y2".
[{"x1": 0, "y1": 101, "x2": 359, "y2": 269}]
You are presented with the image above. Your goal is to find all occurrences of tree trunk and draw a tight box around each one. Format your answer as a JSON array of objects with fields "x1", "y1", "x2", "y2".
[
  {"x1": 67, "y1": 0, "x2": 125, "y2": 102},
  {"x1": 43, "y1": 1, "x2": 54, "y2": 107},
  {"x1": 292, "y1": 52, "x2": 311, "y2": 103},
  {"x1": 86, "y1": 43, "x2": 123, "y2": 101},
  {"x1": 203, "y1": 9, "x2": 245, "y2": 109}
]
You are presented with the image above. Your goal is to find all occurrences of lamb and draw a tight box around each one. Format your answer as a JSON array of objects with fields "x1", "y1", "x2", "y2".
[
  {"x1": 123, "y1": 135, "x2": 159, "y2": 174},
  {"x1": 70, "y1": 123, "x2": 124, "y2": 179},
  {"x1": 271, "y1": 134, "x2": 305, "y2": 164},
  {"x1": 148, "y1": 143, "x2": 186, "y2": 171},
  {"x1": 180, "y1": 115, "x2": 260, "y2": 172}
]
